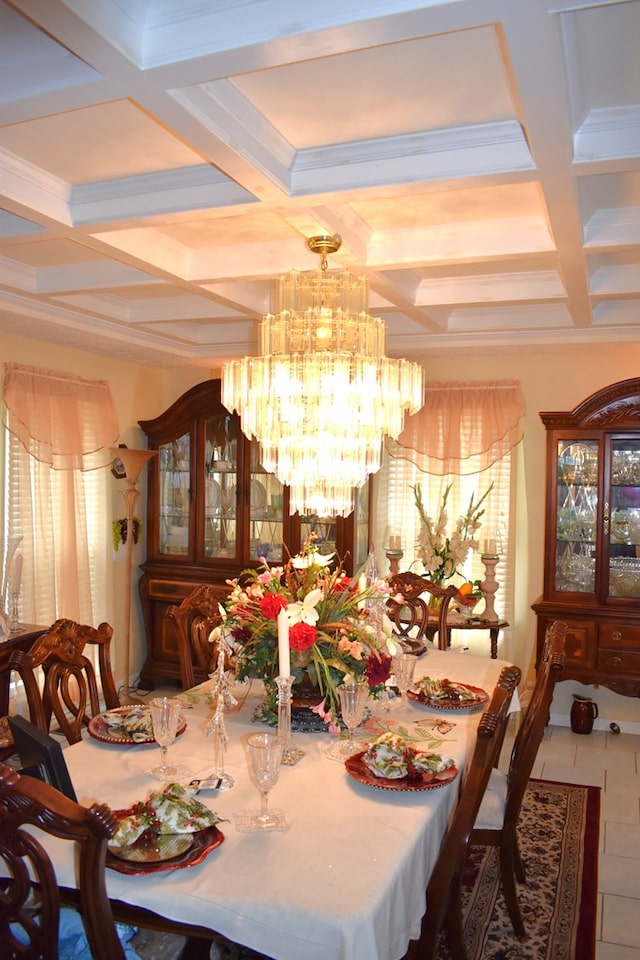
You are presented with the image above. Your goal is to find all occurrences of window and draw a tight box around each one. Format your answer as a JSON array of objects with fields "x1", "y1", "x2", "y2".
[
  {"x1": 372, "y1": 452, "x2": 513, "y2": 622},
  {"x1": 372, "y1": 381, "x2": 524, "y2": 629},
  {"x1": 2, "y1": 365, "x2": 119, "y2": 628}
]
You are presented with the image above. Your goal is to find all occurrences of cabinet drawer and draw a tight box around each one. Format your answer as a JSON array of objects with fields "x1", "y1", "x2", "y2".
[
  {"x1": 599, "y1": 622, "x2": 640, "y2": 650},
  {"x1": 597, "y1": 649, "x2": 640, "y2": 673}
]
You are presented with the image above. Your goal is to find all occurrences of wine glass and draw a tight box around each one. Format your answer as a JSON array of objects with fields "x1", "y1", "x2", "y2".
[
  {"x1": 239, "y1": 733, "x2": 286, "y2": 831},
  {"x1": 392, "y1": 653, "x2": 417, "y2": 703},
  {"x1": 147, "y1": 696, "x2": 187, "y2": 781},
  {"x1": 325, "y1": 682, "x2": 368, "y2": 761}
]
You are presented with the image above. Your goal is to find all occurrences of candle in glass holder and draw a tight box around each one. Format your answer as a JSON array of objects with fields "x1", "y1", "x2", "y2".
[{"x1": 389, "y1": 534, "x2": 401, "y2": 550}]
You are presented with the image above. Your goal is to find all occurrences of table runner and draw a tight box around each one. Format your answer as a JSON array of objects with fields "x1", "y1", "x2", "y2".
[{"x1": 51, "y1": 649, "x2": 518, "y2": 960}]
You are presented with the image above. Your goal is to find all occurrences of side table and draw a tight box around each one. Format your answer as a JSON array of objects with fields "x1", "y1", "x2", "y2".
[{"x1": 425, "y1": 616, "x2": 509, "y2": 659}]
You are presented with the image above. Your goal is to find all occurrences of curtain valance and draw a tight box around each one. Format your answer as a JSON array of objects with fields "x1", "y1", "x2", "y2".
[
  {"x1": 385, "y1": 380, "x2": 524, "y2": 476},
  {"x1": 3, "y1": 364, "x2": 119, "y2": 471}
]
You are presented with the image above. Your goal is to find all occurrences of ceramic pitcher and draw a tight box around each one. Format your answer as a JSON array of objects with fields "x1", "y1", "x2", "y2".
[{"x1": 570, "y1": 694, "x2": 599, "y2": 735}]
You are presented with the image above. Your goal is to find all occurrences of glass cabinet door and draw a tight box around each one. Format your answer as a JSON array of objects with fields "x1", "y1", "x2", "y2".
[
  {"x1": 554, "y1": 439, "x2": 598, "y2": 593},
  {"x1": 608, "y1": 438, "x2": 640, "y2": 600},
  {"x1": 249, "y1": 443, "x2": 284, "y2": 563},
  {"x1": 204, "y1": 413, "x2": 239, "y2": 559},
  {"x1": 158, "y1": 432, "x2": 191, "y2": 556}
]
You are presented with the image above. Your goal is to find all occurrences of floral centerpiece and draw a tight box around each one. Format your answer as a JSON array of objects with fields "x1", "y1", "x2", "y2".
[
  {"x1": 414, "y1": 482, "x2": 493, "y2": 586},
  {"x1": 220, "y1": 536, "x2": 395, "y2": 727}
]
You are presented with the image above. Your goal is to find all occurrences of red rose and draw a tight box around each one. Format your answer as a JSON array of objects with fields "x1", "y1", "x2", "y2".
[
  {"x1": 259, "y1": 593, "x2": 289, "y2": 620},
  {"x1": 364, "y1": 653, "x2": 392, "y2": 687},
  {"x1": 289, "y1": 622, "x2": 317, "y2": 651}
]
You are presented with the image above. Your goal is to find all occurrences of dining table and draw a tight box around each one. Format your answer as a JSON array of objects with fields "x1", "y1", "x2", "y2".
[{"x1": 50, "y1": 647, "x2": 519, "y2": 960}]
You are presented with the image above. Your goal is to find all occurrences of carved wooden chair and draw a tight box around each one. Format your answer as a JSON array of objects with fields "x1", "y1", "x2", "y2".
[
  {"x1": 9, "y1": 619, "x2": 120, "y2": 745},
  {"x1": 471, "y1": 619, "x2": 567, "y2": 935},
  {"x1": 387, "y1": 571, "x2": 464, "y2": 651},
  {"x1": 166, "y1": 584, "x2": 227, "y2": 690},
  {"x1": 0, "y1": 761, "x2": 126, "y2": 960},
  {"x1": 405, "y1": 664, "x2": 522, "y2": 960}
]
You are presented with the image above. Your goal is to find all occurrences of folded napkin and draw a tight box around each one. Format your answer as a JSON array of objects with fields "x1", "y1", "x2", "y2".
[
  {"x1": 362, "y1": 732, "x2": 455, "y2": 780},
  {"x1": 102, "y1": 706, "x2": 153, "y2": 740},
  {"x1": 415, "y1": 677, "x2": 483, "y2": 702},
  {"x1": 112, "y1": 782, "x2": 221, "y2": 847}
]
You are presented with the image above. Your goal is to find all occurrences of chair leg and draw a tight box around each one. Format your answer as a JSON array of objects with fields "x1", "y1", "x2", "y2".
[
  {"x1": 444, "y1": 880, "x2": 469, "y2": 960},
  {"x1": 514, "y1": 833, "x2": 526, "y2": 883},
  {"x1": 500, "y1": 833, "x2": 525, "y2": 937}
]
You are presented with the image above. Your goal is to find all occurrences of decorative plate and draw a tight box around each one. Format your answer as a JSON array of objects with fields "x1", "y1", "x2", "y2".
[
  {"x1": 106, "y1": 825, "x2": 223, "y2": 875},
  {"x1": 345, "y1": 751, "x2": 458, "y2": 792},
  {"x1": 250, "y1": 478, "x2": 267, "y2": 511},
  {"x1": 87, "y1": 707, "x2": 187, "y2": 745},
  {"x1": 407, "y1": 683, "x2": 488, "y2": 711}
]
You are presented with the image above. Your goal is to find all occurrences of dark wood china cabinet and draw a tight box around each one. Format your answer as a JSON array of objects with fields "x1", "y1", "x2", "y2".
[
  {"x1": 138, "y1": 379, "x2": 371, "y2": 689},
  {"x1": 532, "y1": 378, "x2": 640, "y2": 698}
]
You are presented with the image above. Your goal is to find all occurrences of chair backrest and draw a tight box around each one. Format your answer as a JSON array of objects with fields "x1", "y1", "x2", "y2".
[
  {"x1": 8, "y1": 714, "x2": 77, "y2": 801},
  {"x1": 10, "y1": 619, "x2": 120, "y2": 744},
  {"x1": 502, "y1": 619, "x2": 567, "y2": 829},
  {"x1": 387, "y1": 571, "x2": 462, "y2": 650},
  {"x1": 166, "y1": 584, "x2": 224, "y2": 689},
  {"x1": 0, "y1": 761, "x2": 125, "y2": 960},
  {"x1": 416, "y1": 664, "x2": 522, "y2": 959}
]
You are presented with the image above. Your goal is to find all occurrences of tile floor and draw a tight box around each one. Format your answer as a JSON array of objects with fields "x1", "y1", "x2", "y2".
[{"x1": 523, "y1": 724, "x2": 640, "y2": 959}]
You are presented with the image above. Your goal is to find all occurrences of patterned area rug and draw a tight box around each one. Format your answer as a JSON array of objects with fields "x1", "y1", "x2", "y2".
[{"x1": 439, "y1": 778, "x2": 601, "y2": 960}]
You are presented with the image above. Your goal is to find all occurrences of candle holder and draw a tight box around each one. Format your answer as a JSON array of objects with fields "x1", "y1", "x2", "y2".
[
  {"x1": 385, "y1": 547, "x2": 404, "y2": 576},
  {"x1": 276, "y1": 675, "x2": 304, "y2": 766},
  {"x1": 9, "y1": 590, "x2": 20, "y2": 634},
  {"x1": 480, "y1": 553, "x2": 501, "y2": 622},
  {"x1": 203, "y1": 627, "x2": 237, "y2": 790}
]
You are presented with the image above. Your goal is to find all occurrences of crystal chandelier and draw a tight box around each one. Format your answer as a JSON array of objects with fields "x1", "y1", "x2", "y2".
[{"x1": 222, "y1": 235, "x2": 424, "y2": 517}]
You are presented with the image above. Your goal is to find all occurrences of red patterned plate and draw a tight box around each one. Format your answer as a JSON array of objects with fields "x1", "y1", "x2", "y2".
[
  {"x1": 407, "y1": 683, "x2": 488, "y2": 711},
  {"x1": 88, "y1": 707, "x2": 187, "y2": 745},
  {"x1": 345, "y1": 751, "x2": 458, "y2": 792},
  {"x1": 106, "y1": 825, "x2": 223, "y2": 875}
]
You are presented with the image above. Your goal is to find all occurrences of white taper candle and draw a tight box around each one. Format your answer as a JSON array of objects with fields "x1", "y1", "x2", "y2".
[{"x1": 277, "y1": 607, "x2": 290, "y2": 678}]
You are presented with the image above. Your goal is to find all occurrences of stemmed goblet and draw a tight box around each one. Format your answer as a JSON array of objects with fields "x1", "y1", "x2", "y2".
[
  {"x1": 147, "y1": 696, "x2": 187, "y2": 781},
  {"x1": 237, "y1": 733, "x2": 287, "y2": 831},
  {"x1": 325, "y1": 681, "x2": 368, "y2": 760},
  {"x1": 392, "y1": 653, "x2": 417, "y2": 704}
]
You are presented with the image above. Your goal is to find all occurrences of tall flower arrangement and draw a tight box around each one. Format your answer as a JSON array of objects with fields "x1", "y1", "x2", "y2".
[
  {"x1": 221, "y1": 537, "x2": 395, "y2": 725},
  {"x1": 414, "y1": 482, "x2": 493, "y2": 585}
]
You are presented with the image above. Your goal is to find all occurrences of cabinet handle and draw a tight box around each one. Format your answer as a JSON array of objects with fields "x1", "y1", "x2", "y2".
[
  {"x1": 610, "y1": 656, "x2": 622, "y2": 669},
  {"x1": 611, "y1": 630, "x2": 622, "y2": 643},
  {"x1": 603, "y1": 501, "x2": 609, "y2": 534}
]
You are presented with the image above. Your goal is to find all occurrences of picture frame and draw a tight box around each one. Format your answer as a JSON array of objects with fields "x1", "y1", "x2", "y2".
[{"x1": 8, "y1": 715, "x2": 77, "y2": 801}]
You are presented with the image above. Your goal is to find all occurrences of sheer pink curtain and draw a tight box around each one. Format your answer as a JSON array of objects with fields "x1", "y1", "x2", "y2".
[
  {"x1": 3, "y1": 364, "x2": 118, "y2": 470},
  {"x1": 3, "y1": 365, "x2": 119, "y2": 626},
  {"x1": 385, "y1": 380, "x2": 524, "y2": 475}
]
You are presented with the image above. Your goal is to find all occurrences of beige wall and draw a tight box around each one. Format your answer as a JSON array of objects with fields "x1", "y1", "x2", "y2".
[{"x1": 3, "y1": 331, "x2": 640, "y2": 724}]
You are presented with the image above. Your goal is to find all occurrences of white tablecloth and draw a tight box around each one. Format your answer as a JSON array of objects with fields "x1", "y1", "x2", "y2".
[{"x1": 52, "y1": 649, "x2": 518, "y2": 960}]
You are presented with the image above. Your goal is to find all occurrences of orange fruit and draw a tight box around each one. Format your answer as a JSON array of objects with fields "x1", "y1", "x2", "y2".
[{"x1": 459, "y1": 582, "x2": 474, "y2": 596}]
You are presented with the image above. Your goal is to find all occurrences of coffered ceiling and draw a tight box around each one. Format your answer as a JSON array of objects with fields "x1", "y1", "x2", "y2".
[{"x1": 0, "y1": 0, "x2": 639, "y2": 368}]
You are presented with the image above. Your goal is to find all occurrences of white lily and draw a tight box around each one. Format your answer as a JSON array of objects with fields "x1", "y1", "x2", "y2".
[
  {"x1": 287, "y1": 588, "x2": 323, "y2": 625},
  {"x1": 291, "y1": 551, "x2": 335, "y2": 569}
]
